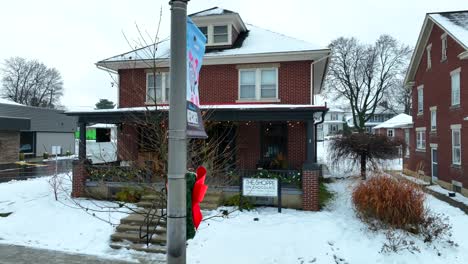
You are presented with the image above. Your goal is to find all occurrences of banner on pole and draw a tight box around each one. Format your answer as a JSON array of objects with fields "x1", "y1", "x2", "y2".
[{"x1": 186, "y1": 17, "x2": 207, "y2": 138}]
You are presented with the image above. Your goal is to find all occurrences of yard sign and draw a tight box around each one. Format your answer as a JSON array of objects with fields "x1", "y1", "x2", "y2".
[
  {"x1": 241, "y1": 177, "x2": 282, "y2": 213},
  {"x1": 186, "y1": 17, "x2": 207, "y2": 138}
]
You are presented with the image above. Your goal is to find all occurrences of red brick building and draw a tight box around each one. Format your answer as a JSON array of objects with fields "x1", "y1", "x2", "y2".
[
  {"x1": 68, "y1": 7, "x2": 330, "y2": 210},
  {"x1": 404, "y1": 11, "x2": 468, "y2": 196}
]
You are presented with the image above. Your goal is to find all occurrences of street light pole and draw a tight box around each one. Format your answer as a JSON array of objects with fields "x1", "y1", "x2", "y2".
[{"x1": 168, "y1": 0, "x2": 189, "y2": 263}]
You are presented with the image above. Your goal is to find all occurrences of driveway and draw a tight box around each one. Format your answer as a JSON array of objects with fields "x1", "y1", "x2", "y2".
[
  {"x1": 0, "y1": 244, "x2": 140, "y2": 264},
  {"x1": 0, "y1": 159, "x2": 73, "y2": 183}
]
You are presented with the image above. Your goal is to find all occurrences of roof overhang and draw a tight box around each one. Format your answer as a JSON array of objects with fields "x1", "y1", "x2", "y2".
[
  {"x1": 0, "y1": 116, "x2": 31, "y2": 131},
  {"x1": 66, "y1": 104, "x2": 329, "y2": 123}
]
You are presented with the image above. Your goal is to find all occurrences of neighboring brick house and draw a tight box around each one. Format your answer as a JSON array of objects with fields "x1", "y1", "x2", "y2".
[
  {"x1": 373, "y1": 113, "x2": 413, "y2": 163},
  {"x1": 67, "y1": 7, "x2": 330, "y2": 210},
  {"x1": 404, "y1": 11, "x2": 468, "y2": 196}
]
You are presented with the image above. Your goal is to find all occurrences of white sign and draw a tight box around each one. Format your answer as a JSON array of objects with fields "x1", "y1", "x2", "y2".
[
  {"x1": 51, "y1": 146, "x2": 61, "y2": 155},
  {"x1": 242, "y1": 178, "x2": 278, "y2": 197}
]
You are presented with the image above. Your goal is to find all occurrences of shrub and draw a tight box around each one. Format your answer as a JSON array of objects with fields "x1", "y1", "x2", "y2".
[
  {"x1": 18, "y1": 153, "x2": 25, "y2": 161},
  {"x1": 115, "y1": 188, "x2": 143, "y2": 203},
  {"x1": 43, "y1": 152, "x2": 49, "y2": 160},
  {"x1": 65, "y1": 150, "x2": 71, "y2": 156},
  {"x1": 319, "y1": 181, "x2": 334, "y2": 209},
  {"x1": 352, "y1": 175, "x2": 425, "y2": 230},
  {"x1": 223, "y1": 194, "x2": 255, "y2": 211}
]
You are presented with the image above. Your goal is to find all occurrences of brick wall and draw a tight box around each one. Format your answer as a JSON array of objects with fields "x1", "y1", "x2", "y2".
[
  {"x1": 407, "y1": 23, "x2": 468, "y2": 188},
  {"x1": 237, "y1": 122, "x2": 260, "y2": 170},
  {"x1": 0, "y1": 131, "x2": 19, "y2": 164},
  {"x1": 302, "y1": 169, "x2": 319, "y2": 211},
  {"x1": 287, "y1": 122, "x2": 306, "y2": 169},
  {"x1": 118, "y1": 61, "x2": 313, "y2": 107},
  {"x1": 71, "y1": 160, "x2": 89, "y2": 197}
]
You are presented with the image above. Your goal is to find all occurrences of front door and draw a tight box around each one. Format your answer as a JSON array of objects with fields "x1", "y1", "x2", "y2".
[{"x1": 431, "y1": 148, "x2": 438, "y2": 181}]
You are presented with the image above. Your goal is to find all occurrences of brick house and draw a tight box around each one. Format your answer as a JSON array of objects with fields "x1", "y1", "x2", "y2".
[
  {"x1": 404, "y1": 11, "x2": 468, "y2": 196},
  {"x1": 373, "y1": 113, "x2": 413, "y2": 162},
  {"x1": 67, "y1": 7, "x2": 330, "y2": 210}
]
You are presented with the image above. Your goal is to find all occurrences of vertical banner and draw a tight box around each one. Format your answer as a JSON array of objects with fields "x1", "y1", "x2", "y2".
[{"x1": 186, "y1": 17, "x2": 208, "y2": 138}]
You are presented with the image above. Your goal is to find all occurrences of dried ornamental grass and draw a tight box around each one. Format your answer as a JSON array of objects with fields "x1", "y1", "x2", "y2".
[{"x1": 352, "y1": 176, "x2": 425, "y2": 230}]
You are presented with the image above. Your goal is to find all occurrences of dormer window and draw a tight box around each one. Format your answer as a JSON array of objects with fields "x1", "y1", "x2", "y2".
[
  {"x1": 213, "y1": 25, "x2": 228, "y2": 43},
  {"x1": 198, "y1": 24, "x2": 232, "y2": 46},
  {"x1": 199, "y1": 26, "x2": 208, "y2": 41}
]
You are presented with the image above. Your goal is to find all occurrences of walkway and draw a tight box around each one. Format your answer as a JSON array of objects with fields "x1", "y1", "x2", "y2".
[
  {"x1": 0, "y1": 244, "x2": 141, "y2": 264},
  {"x1": 0, "y1": 159, "x2": 73, "y2": 183}
]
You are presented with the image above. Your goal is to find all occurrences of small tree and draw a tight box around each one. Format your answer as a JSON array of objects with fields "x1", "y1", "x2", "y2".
[
  {"x1": 330, "y1": 133, "x2": 403, "y2": 179},
  {"x1": 95, "y1": 99, "x2": 115, "y2": 109}
]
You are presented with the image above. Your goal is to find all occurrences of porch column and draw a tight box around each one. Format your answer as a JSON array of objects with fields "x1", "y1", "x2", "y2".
[
  {"x1": 305, "y1": 120, "x2": 316, "y2": 165},
  {"x1": 72, "y1": 122, "x2": 88, "y2": 197},
  {"x1": 302, "y1": 119, "x2": 320, "y2": 211},
  {"x1": 78, "y1": 122, "x2": 87, "y2": 160}
]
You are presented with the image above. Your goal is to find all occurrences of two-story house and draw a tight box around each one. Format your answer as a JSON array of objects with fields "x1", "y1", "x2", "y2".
[
  {"x1": 67, "y1": 7, "x2": 330, "y2": 210},
  {"x1": 317, "y1": 108, "x2": 346, "y2": 140},
  {"x1": 404, "y1": 11, "x2": 468, "y2": 197}
]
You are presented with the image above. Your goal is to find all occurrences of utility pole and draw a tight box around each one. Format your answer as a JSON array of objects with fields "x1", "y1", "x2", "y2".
[{"x1": 167, "y1": 0, "x2": 188, "y2": 263}]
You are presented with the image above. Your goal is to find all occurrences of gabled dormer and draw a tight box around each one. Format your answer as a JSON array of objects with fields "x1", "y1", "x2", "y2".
[{"x1": 189, "y1": 7, "x2": 247, "y2": 48}]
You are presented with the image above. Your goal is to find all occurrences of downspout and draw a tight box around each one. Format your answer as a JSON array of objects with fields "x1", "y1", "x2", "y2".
[{"x1": 313, "y1": 103, "x2": 328, "y2": 163}]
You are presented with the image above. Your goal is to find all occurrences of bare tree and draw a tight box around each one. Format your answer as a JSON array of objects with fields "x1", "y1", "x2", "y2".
[
  {"x1": 326, "y1": 35, "x2": 411, "y2": 132},
  {"x1": 0, "y1": 57, "x2": 64, "y2": 108},
  {"x1": 386, "y1": 79, "x2": 412, "y2": 115}
]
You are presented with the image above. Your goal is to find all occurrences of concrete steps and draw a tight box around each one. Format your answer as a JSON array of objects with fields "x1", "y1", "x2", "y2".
[
  {"x1": 111, "y1": 231, "x2": 166, "y2": 245},
  {"x1": 110, "y1": 242, "x2": 166, "y2": 254}
]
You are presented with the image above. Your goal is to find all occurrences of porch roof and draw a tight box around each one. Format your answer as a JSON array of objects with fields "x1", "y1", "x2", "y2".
[{"x1": 66, "y1": 104, "x2": 328, "y2": 123}]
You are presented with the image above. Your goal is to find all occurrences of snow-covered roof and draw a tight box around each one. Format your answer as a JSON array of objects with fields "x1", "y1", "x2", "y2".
[
  {"x1": 372, "y1": 113, "x2": 413, "y2": 129},
  {"x1": 66, "y1": 104, "x2": 327, "y2": 114},
  {"x1": 430, "y1": 11, "x2": 468, "y2": 49},
  {"x1": 405, "y1": 10, "x2": 468, "y2": 84},
  {"x1": 88, "y1": 123, "x2": 117, "y2": 129},
  {"x1": 0, "y1": 98, "x2": 24, "y2": 106},
  {"x1": 99, "y1": 24, "x2": 324, "y2": 64},
  {"x1": 190, "y1": 7, "x2": 235, "y2": 17}
]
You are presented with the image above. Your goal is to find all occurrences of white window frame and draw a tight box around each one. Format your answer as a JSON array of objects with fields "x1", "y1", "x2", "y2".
[
  {"x1": 417, "y1": 85, "x2": 424, "y2": 114},
  {"x1": 451, "y1": 124, "x2": 461, "y2": 165},
  {"x1": 430, "y1": 106, "x2": 437, "y2": 131},
  {"x1": 426, "y1": 44, "x2": 432, "y2": 69},
  {"x1": 451, "y1": 67, "x2": 461, "y2": 106},
  {"x1": 202, "y1": 24, "x2": 232, "y2": 46},
  {"x1": 416, "y1": 127, "x2": 426, "y2": 151},
  {"x1": 146, "y1": 72, "x2": 170, "y2": 103},
  {"x1": 238, "y1": 68, "x2": 279, "y2": 101},
  {"x1": 387, "y1": 128, "x2": 394, "y2": 138},
  {"x1": 330, "y1": 113, "x2": 339, "y2": 121},
  {"x1": 441, "y1": 33, "x2": 447, "y2": 61}
]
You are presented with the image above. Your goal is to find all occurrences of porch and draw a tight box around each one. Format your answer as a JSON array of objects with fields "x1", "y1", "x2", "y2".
[{"x1": 66, "y1": 104, "x2": 328, "y2": 211}]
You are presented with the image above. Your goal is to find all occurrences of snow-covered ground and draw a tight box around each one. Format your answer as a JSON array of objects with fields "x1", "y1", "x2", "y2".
[
  {"x1": 188, "y1": 179, "x2": 468, "y2": 264},
  {"x1": 0, "y1": 174, "x2": 149, "y2": 262},
  {"x1": 428, "y1": 184, "x2": 468, "y2": 207}
]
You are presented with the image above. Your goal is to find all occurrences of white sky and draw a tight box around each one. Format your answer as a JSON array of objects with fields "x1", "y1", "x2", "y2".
[{"x1": 0, "y1": 0, "x2": 466, "y2": 110}]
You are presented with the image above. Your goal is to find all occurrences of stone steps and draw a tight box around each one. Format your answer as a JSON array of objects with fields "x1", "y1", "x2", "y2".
[
  {"x1": 111, "y1": 232, "x2": 166, "y2": 245},
  {"x1": 116, "y1": 224, "x2": 166, "y2": 235},
  {"x1": 120, "y1": 214, "x2": 167, "y2": 226}
]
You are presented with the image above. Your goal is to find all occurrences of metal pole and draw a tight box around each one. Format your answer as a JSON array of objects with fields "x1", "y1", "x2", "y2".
[{"x1": 168, "y1": 1, "x2": 188, "y2": 263}]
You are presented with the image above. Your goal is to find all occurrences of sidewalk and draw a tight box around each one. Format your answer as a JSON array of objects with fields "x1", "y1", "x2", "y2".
[{"x1": 0, "y1": 244, "x2": 139, "y2": 264}]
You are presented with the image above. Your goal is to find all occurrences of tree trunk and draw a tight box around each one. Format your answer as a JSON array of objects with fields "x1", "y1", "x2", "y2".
[{"x1": 360, "y1": 153, "x2": 366, "y2": 180}]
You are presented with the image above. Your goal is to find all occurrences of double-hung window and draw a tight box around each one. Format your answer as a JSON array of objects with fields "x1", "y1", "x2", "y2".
[
  {"x1": 451, "y1": 124, "x2": 461, "y2": 165},
  {"x1": 417, "y1": 85, "x2": 424, "y2": 114},
  {"x1": 147, "y1": 72, "x2": 170, "y2": 103},
  {"x1": 430, "y1": 106, "x2": 437, "y2": 131},
  {"x1": 387, "y1": 129, "x2": 394, "y2": 138},
  {"x1": 416, "y1": 127, "x2": 426, "y2": 151},
  {"x1": 441, "y1": 33, "x2": 447, "y2": 61},
  {"x1": 330, "y1": 113, "x2": 339, "y2": 121},
  {"x1": 426, "y1": 44, "x2": 432, "y2": 69},
  {"x1": 451, "y1": 68, "x2": 461, "y2": 106},
  {"x1": 239, "y1": 68, "x2": 278, "y2": 100},
  {"x1": 213, "y1": 25, "x2": 228, "y2": 44}
]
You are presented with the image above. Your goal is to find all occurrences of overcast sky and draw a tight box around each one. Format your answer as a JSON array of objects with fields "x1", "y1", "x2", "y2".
[{"x1": 0, "y1": 0, "x2": 466, "y2": 110}]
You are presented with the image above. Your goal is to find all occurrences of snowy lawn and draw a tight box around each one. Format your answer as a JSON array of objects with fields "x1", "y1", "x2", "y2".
[
  {"x1": 0, "y1": 174, "x2": 149, "y2": 262},
  {"x1": 188, "y1": 179, "x2": 468, "y2": 264}
]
